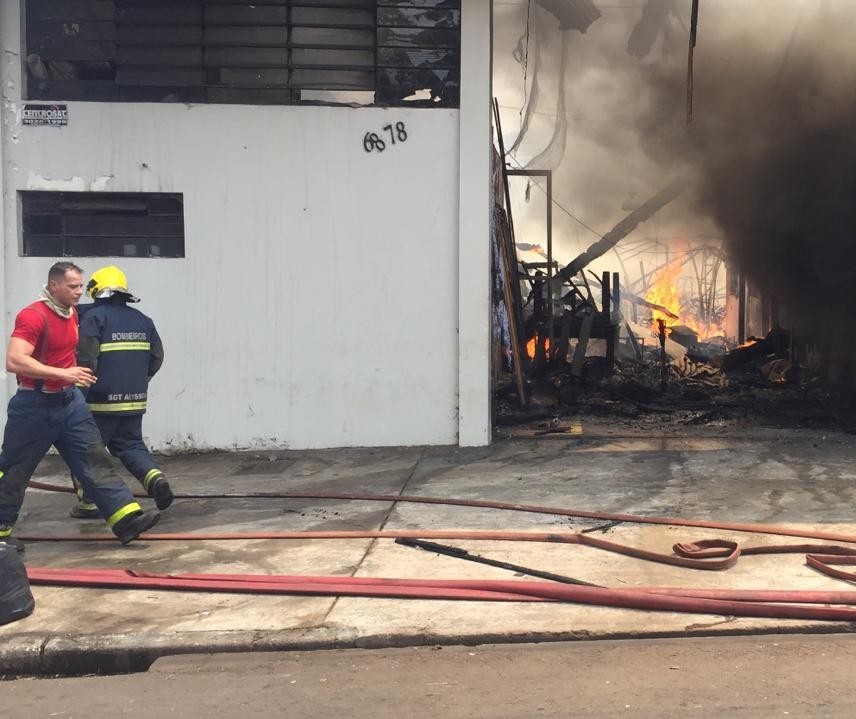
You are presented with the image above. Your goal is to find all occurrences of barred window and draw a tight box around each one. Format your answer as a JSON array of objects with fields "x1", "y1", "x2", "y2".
[
  {"x1": 20, "y1": 191, "x2": 185, "y2": 258},
  {"x1": 23, "y1": 0, "x2": 460, "y2": 107}
]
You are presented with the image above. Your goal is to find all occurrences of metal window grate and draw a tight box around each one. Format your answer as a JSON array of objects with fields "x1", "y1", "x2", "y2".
[
  {"x1": 21, "y1": 191, "x2": 186, "y2": 258},
  {"x1": 24, "y1": 0, "x2": 460, "y2": 106}
]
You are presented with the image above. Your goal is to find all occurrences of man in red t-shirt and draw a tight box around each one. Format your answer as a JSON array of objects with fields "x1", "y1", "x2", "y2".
[{"x1": 0, "y1": 262, "x2": 160, "y2": 550}]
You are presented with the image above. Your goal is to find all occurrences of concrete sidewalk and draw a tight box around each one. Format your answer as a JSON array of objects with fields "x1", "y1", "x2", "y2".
[{"x1": 3, "y1": 424, "x2": 856, "y2": 675}]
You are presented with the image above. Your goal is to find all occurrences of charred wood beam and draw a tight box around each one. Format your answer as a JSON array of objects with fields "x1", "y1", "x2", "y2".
[
  {"x1": 612, "y1": 272, "x2": 620, "y2": 322},
  {"x1": 580, "y1": 272, "x2": 644, "y2": 363},
  {"x1": 556, "y1": 178, "x2": 686, "y2": 283},
  {"x1": 608, "y1": 271, "x2": 621, "y2": 369},
  {"x1": 496, "y1": 207, "x2": 530, "y2": 406},
  {"x1": 571, "y1": 306, "x2": 594, "y2": 378},
  {"x1": 493, "y1": 98, "x2": 529, "y2": 405},
  {"x1": 601, "y1": 271, "x2": 611, "y2": 319},
  {"x1": 556, "y1": 309, "x2": 572, "y2": 363}
]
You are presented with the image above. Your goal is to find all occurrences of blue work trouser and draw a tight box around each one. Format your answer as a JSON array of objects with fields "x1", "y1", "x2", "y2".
[
  {"x1": 0, "y1": 388, "x2": 141, "y2": 531},
  {"x1": 75, "y1": 414, "x2": 162, "y2": 503}
]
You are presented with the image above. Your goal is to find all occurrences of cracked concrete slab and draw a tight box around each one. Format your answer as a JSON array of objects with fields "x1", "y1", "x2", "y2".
[{"x1": 2, "y1": 429, "x2": 856, "y2": 675}]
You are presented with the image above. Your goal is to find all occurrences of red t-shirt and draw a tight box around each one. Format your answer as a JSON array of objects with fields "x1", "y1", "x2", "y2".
[{"x1": 11, "y1": 301, "x2": 79, "y2": 391}]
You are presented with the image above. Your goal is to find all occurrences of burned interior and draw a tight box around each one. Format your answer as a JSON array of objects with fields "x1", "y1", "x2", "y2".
[
  {"x1": 492, "y1": 0, "x2": 856, "y2": 435},
  {"x1": 23, "y1": 0, "x2": 461, "y2": 107}
]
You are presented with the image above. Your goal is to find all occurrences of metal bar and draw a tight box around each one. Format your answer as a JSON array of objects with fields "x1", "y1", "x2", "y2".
[
  {"x1": 738, "y1": 272, "x2": 746, "y2": 344},
  {"x1": 601, "y1": 271, "x2": 610, "y2": 318},
  {"x1": 687, "y1": 0, "x2": 700, "y2": 123},
  {"x1": 658, "y1": 318, "x2": 668, "y2": 390},
  {"x1": 395, "y1": 537, "x2": 600, "y2": 587},
  {"x1": 546, "y1": 169, "x2": 554, "y2": 357}
]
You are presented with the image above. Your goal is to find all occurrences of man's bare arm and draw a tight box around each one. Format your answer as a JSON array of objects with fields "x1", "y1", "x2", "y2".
[{"x1": 6, "y1": 337, "x2": 97, "y2": 386}]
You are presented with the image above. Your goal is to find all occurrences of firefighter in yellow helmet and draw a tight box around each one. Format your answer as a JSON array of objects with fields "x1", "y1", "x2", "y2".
[
  {"x1": 70, "y1": 266, "x2": 173, "y2": 518},
  {"x1": 1, "y1": 262, "x2": 158, "y2": 551}
]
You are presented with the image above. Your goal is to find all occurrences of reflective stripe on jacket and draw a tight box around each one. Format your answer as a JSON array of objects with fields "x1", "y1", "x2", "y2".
[{"x1": 76, "y1": 298, "x2": 164, "y2": 415}]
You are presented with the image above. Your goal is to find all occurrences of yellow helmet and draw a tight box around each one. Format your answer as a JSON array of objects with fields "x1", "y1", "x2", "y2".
[{"x1": 86, "y1": 266, "x2": 139, "y2": 301}]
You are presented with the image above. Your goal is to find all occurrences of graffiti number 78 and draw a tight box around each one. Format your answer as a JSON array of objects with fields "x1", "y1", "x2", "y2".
[{"x1": 363, "y1": 122, "x2": 408, "y2": 153}]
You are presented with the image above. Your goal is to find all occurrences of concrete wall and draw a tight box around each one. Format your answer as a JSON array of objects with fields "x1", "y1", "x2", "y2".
[
  {"x1": 0, "y1": 0, "x2": 493, "y2": 451},
  {"x1": 457, "y1": 0, "x2": 493, "y2": 447}
]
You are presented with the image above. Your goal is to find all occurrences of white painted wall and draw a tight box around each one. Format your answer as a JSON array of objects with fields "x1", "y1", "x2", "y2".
[
  {"x1": 0, "y1": 0, "x2": 494, "y2": 451},
  {"x1": 457, "y1": 0, "x2": 493, "y2": 447}
]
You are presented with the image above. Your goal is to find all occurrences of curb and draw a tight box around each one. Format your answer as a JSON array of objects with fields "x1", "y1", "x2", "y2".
[{"x1": 3, "y1": 624, "x2": 855, "y2": 677}]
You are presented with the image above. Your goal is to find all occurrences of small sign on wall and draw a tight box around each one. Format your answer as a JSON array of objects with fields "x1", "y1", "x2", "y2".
[{"x1": 22, "y1": 104, "x2": 68, "y2": 127}]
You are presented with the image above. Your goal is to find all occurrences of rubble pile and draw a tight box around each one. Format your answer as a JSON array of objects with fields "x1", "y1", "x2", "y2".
[{"x1": 496, "y1": 326, "x2": 856, "y2": 434}]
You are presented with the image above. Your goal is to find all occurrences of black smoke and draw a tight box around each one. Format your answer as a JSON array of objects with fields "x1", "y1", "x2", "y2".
[{"x1": 638, "y1": 3, "x2": 856, "y2": 328}]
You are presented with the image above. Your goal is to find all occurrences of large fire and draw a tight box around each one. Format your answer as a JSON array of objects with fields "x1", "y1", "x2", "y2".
[
  {"x1": 644, "y1": 258, "x2": 724, "y2": 341},
  {"x1": 645, "y1": 260, "x2": 682, "y2": 330}
]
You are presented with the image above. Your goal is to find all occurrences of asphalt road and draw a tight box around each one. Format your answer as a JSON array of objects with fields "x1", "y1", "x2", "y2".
[{"x1": 3, "y1": 633, "x2": 856, "y2": 718}]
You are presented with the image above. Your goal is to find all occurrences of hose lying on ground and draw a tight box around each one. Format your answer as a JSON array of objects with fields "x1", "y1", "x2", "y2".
[
  {"x1": 23, "y1": 481, "x2": 856, "y2": 620},
  {"x1": 26, "y1": 480, "x2": 856, "y2": 545},
  {"x1": 25, "y1": 566, "x2": 856, "y2": 622}
]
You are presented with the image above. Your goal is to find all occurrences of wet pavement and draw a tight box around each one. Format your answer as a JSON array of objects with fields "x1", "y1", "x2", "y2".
[{"x1": 3, "y1": 423, "x2": 856, "y2": 675}]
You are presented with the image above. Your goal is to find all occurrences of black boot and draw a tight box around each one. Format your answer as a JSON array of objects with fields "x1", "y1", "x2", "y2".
[
  {"x1": 145, "y1": 471, "x2": 174, "y2": 511},
  {"x1": 112, "y1": 510, "x2": 160, "y2": 545},
  {"x1": 0, "y1": 536, "x2": 25, "y2": 553},
  {"x1": 70, "y1": 501, "x2": 101, "y2": 519},
  {"x1": 150, "y1": 476, "x2": 174, "y2": 511}
]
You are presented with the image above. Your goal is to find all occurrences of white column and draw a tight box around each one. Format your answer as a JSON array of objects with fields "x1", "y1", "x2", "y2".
[
  {"x1": 457, "y1": 0, "x2": 493, "y2": 446},
  {"x1": 0, "y1": 1, "x2": 16, "y2": 417},
  {"x1": 0, "y1": 0, "x2": 24, "y2": 419}
]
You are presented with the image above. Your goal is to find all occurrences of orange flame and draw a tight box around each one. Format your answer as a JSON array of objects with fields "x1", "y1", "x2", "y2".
[
  {"x1": 645, "y1": 260, "x2": 682, "y2": 331},
  {"x1": 644, "y1": 258, "x2": 725, "y2": 341},
  {"x1": 526, "y1": 336, "x2": 551, "y2": 359}
]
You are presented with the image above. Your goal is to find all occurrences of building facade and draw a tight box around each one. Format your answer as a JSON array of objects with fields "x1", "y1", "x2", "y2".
[{"x1": 0, "y1": 0, "x2": 492, "y2": 450}]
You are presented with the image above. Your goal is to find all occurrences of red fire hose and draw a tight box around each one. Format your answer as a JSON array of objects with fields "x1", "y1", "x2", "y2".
[
  {"x1": 24, "y1": 566, "x2": 856, "y2": 622},
  {"x1": 16, "y1": 529, "x2": 856, "y2": 577},
  {"x1": 26, "y1": 479, "x2": 856, "y2": 545},
  {"x1": 22, "y1": 480, "x2": 856, "y2": 620}
]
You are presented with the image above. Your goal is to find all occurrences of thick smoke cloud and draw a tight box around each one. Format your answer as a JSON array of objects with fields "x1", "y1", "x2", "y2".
[
  {"x1": 495, "y1": 2, "x2": 708, "y2": 264},
  {"x1": 497, "y1": 1, "x2": 856, "y2": 341},
  {"x1": 639, "y1": 1, "x2": 856, "y2": 320}
]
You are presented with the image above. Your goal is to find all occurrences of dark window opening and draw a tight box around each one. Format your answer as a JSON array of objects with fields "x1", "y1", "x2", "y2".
[
  {"x1": 20, "y1": 191, "x2": 185, "y2": 258},
  {"x1": 24, "y1": 0, "x2": 460, "y2": 107}
]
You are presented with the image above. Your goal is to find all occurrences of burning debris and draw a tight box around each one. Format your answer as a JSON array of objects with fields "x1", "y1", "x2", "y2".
[
  {"x1": 492, "y1": 1, "x2": 856, "y2": 433},
  {"x1": 491, "y1": 131, "x2": 852, "y2": 432}
]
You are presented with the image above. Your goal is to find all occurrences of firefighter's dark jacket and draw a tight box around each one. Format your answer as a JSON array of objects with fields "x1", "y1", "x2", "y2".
[{"x1": 76, "y1": 297, "x2": 164, "y2": 415}]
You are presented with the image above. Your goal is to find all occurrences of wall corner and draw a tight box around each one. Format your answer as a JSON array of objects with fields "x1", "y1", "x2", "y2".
[{"x1": 457, "y1": 0, "x2": 493, "y2": 447}]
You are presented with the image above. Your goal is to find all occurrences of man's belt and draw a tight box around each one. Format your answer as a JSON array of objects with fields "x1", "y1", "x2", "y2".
[{"x1": 18, "y1": 385, "x2": 75, "y2": 405}]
